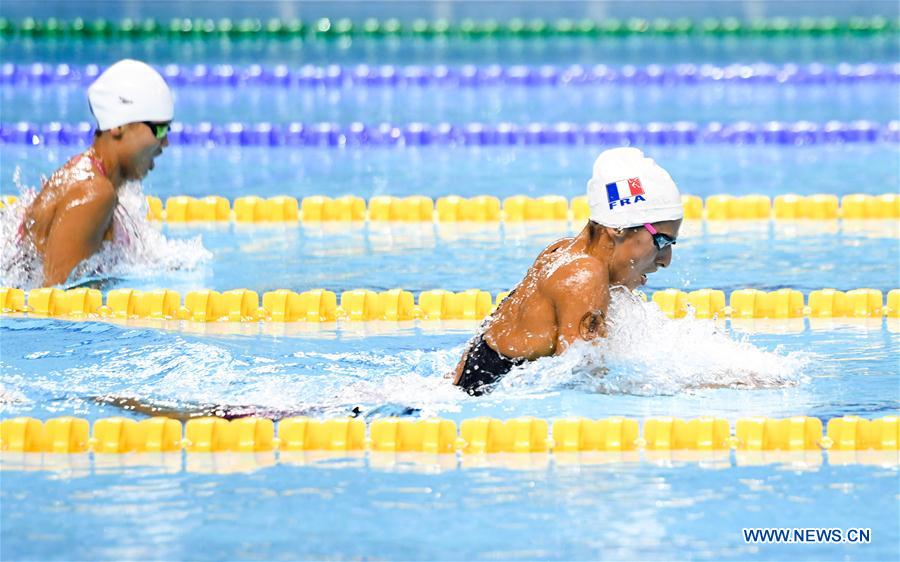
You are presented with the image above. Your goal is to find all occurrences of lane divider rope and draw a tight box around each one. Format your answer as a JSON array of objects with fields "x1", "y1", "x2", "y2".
[
  {"x1": 3, "y1": 193, "x2": 898, "y2": 222},
  {"x1": 1, "y1": 415, "x2": 897, "y2": 454},
  {"x1": 159, "y1": 192, "x2": 897, "y2": 222},
  {"x1": 3, "y1": 120, "x2": 897, "y2": 147},
  {"x1": 2, "y1": 16, "x2": 896, "y2": 40},
  {"x1": 1, "y1": 287, "x2": 897, "y2": 322},
  {"x1": 5, "y1": 62, "x2": 897, "y2": 88}
]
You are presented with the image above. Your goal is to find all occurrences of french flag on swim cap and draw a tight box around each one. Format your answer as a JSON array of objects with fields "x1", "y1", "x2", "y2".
[{"x1": 606, "y1": 177, "x2": 645, "y2": 205}]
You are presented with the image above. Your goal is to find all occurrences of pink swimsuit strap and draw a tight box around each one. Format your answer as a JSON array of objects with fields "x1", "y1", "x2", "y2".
[
  {"x1": 87, "y1": 154, "x2": 107, "y2": 178},
  {"x1": 67, "y1": 151, "x2": 107, "y2": 178}
]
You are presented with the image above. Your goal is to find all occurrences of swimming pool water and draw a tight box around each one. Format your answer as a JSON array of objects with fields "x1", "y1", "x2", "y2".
[
  {"x1": 4, "y1": 145, "x2": 899, "y2": 199},
  {"x1": 1, "y1": 460, "x2": 894, "y2": 561},
  {"x1": 2, "y1": 314, "x2": 898, "y2": 421},
  {"x1": 1, "y1": 314, "x2": 898, "y2": 560},
  {"x1": 5, "y1": 222, "x2": 890, "y2": 295}
]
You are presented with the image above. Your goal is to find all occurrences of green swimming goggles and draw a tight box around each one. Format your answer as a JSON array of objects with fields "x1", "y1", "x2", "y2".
[
  {"x1": 643, "y1": 223, "x2": 677, "y2": 250},
  {"x1": 143, "y1": 121, "x2": 170, "y2": 140}
]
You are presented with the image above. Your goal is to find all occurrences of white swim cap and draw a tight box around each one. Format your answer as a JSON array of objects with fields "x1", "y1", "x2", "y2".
[
  {"x1": 87, "y1": 59, "x2": 174, "y2": 130},
  {"x1": 586, "y1": 147, "x2": 683, "y2": 228}
]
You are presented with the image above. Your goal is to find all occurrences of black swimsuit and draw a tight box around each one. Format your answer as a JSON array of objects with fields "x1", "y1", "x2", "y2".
[{"x1": 456, "y1": 333, "x2": 526, "y2": 396}]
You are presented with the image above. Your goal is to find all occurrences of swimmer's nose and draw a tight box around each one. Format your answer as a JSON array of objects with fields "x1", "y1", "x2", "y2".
[
  {"x1": 656, "y1": 245, "x2": 673, "y2": 268},
  {"x1": 160, "y1": 135, "x2": 169, "y2": 149}
]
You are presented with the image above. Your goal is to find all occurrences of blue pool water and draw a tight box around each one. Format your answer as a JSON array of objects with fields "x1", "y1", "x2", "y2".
[
  {"x1": 2, "y1": 2, "x2": 900, "y2": 560},
  {"x1": 4, "y1": 144, "x2": 899, "y2": 199},
  {"x1": 114, "y1": 222, "x2": 900, "y2": 295},
  {"x1": 2, "y1": 220, "x2": 897, "y2": 295},
  {"x1": 0, "y1": 459, "x2": 894, "y2": 561},
  {"x1": 2, "y1": 313, "x2": 898, "y2": 421},
  {"x1": 1, "y1": 314, "x2": 899, "y2": 560},
  {"x1": 5, "y1": 78, "x2": 898, "y2": 123}
]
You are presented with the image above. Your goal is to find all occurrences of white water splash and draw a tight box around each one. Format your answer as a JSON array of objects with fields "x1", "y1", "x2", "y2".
[
  {"x1": 0, "y1": 167, "x2": 210, "y2": 289},
  {"x1": 0, "y1": 382, "x2": 29, "y2": 406},
  {"x1": 496, "y1": 288, "x2": 811, "y2": 396},
  {"x1": 110, "y1": 341, "x2": 466, "y2": 419},
  {"x1": 0, "y1": 283, "x2": 811, "y2": 421},
  {"x1": 312, "y1": 349, "x2": 467, "y2": 417}
]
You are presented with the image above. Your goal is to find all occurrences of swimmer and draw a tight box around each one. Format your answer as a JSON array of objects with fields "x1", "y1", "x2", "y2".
[
  {"x1": 17, "y1": 59, "x2": 173, "y2": 286},
  {"x1": 452, "y1": 147, "x2": 684, "y2": 395}
]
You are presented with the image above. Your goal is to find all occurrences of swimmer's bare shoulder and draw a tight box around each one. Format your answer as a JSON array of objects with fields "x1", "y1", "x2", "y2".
[
  {"x1": 539, "y1": 254, "x2": 610, "y2": 354},
  {"x1": 534, "y1": 237, "x2": 571, "y2": 261},
  {"x1": 40, "y1": 176, "x2": 117, "y2": 285}
]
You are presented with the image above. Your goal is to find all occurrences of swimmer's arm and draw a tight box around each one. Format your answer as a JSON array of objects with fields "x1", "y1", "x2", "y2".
[
  {"x1": 545, "y1": 259, "x2": 610, "y2": 355},
  {"x1": 42, "y1": 182, "x2": 116, "y2": 286},
  {"x1": 450, "y1": 346, "x2": 470, "y2": 385}
]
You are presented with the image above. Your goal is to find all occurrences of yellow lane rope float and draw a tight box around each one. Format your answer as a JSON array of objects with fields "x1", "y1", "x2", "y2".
[
  {"x1": 3, "y1": 193, "x2": 898, "y2": 222},
  {"x1": 1, "y1": 287, "x2": 897, "y2": 322},
  {"x1": 1, "y1": 415, "x2": 896, "y2": 455}
]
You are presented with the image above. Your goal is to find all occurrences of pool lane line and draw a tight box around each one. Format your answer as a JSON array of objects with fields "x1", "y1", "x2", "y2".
[
  {"x1": 2, "y1": 16, "x2": 897, "y2": 40},
  {"x1": 5, "y1": 193, "x2": 896, "y2": 222},
  {"x1": 1, "y1": 415, "x2": 897, "y2": 459},
  {"x1": 3, "y1": 119, "x2": 898, "y2": 147},
  {"x1": 6, "y1": 193, "x2": 896, "y2": 222},
  {"x1": 143, "y1": 193, "x2": 897, "y2": 223},
  {"x1": 4, "y1": 62, "x2": 898, "y2": 88},
  {"x1": 2, "y1": 287, "x2": 898, "y2": 323}
]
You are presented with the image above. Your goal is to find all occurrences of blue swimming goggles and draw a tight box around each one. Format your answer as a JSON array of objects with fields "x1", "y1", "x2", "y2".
[{"x1": 643, "y1": 223, "x2": 677, "y2": 250}]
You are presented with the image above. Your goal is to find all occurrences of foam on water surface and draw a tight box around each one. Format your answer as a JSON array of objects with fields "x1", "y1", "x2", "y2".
[{"x1": 496, "y1": 288, "x2": 811, "y2": 397}]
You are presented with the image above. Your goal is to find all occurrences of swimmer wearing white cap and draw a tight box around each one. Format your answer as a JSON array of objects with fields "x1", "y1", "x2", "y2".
[
  {"x1": 453, "y1": 147, "x2": 684, "y2": 395},
  {"x1": 20, "y1": 59, "x2": 173, "y2": 286}
]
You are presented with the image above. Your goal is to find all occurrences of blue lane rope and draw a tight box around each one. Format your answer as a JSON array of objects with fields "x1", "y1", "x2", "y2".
[
  {"x1": 3, "y1": 62, "x2": 898, "y2": 88},
  {"x1": 2, "y1": 120, "x2": 896, "y2": 147}
]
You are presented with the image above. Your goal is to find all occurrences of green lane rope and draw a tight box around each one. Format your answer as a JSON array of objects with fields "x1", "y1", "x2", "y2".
[{"x1": 1, "y1": 16, "x2": 896, "y2": 41}]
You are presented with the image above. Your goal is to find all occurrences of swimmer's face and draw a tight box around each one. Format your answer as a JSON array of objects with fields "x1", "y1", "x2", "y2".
[
  {"x1": 115, "y1": 122, "x2": 169, "y2": 181},
  {"x1": 608, "y1": 219, "x2": 682, "y2": 290}
]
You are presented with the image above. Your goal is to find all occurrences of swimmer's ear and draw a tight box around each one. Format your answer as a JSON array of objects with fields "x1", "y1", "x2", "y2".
[
  {"x1": 607, "y1": 226, "x2": 628, "y2": 242},
  {"x1": 107, "y1": 126, "x2": 126, "y2": 139}
]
